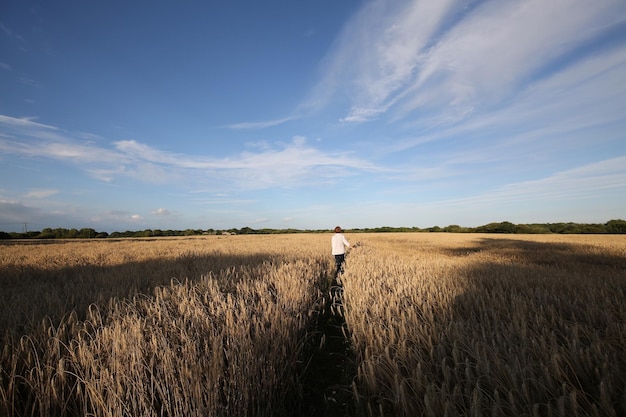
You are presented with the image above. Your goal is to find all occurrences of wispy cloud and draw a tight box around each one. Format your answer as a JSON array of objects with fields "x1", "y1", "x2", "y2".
[
  {"x1": 385, "y1": 41, "x2": 626, "y2": 154},
  {"x1": 189, "y1": 194, "x2": 257, "y2": 206},
  {"x1": 0, "y1": 114, "x2": 380, "y2": 190},
  {"x1": 0, "y1": 22, "x2": 14, "y2": 37},
  {"x1": 313, "y1": 0, "x2": 626, "y2": 126},
  {"x1": 113, "y1": 135, "x2": 379, "y2": 188},
  {"x1": 0, "y1": 199, "x2": 31, "y2": 222},
  {"x1": 399, "y1": 0, "x2": 626, "y2": 121},
  {"x1": 222, "y1": 116, "x2": 296, "y2": 130},
  {"x1": 436, "y1": 155, "x2": 626, "y2": 207},
  {"x1": 0, "y1": 115, "x2": 55, "y2": 129},
  {"x1": 151, "y1": 208, "x2": 171, "y2": 216},
  {"x1": 356, "y1": 155, "x2": 626, "y2": 226},
  {"x1": 24, "y1": 189, "x2": 58, "y2": 199},
  {"x1": 0, "y1": 115, "x2": 124, "y2": 164},
  {"x1": 89, "y1": 210, "x2": 145, "y2": 225},
  {"x1": 248, "y1": 217, "x2": 270, "y2": 225}
]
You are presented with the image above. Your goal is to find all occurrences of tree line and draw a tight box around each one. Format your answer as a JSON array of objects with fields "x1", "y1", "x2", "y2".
[{"x1": 1, "y1": 220, "x2": 625, "y2": 240}]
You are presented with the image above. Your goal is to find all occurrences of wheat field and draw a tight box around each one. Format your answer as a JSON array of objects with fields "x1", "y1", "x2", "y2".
[
  {"x1": 341, "y1": 234, "x2": 626, "y2": 417},
  {"x1": 1, "y1": 233, "x2": 625, "y2": 416}
]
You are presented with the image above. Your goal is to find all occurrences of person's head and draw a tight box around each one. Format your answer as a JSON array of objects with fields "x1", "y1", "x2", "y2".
[{"x1": 334, "y1": 226, "x2": 342, "y2": 233}]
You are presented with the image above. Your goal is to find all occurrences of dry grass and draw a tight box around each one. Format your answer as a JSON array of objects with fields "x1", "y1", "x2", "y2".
[
  {"x1": 1, "y1": 235, "x2": 331, "y2": 417},
  {"x1": 341, "y1": 233, "x2": 626, "y2": 417},
  {"x1": 1, "y1": 233, "x2": 625, "y2": 416}
]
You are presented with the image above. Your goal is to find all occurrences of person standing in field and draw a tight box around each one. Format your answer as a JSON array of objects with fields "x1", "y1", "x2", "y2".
[{"x1": 332, "y1": 226, "x2": 350, "y2": 278}]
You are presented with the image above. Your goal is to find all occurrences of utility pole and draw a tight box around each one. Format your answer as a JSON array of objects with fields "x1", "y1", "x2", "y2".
[{"x1": 22, "y1": 222, "x2": 27, "y2": 233}]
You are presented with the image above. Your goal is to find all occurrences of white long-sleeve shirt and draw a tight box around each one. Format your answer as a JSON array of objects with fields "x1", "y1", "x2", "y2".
[{"x1": 331, "y1": 233, "x2": 350, "y2": 255}]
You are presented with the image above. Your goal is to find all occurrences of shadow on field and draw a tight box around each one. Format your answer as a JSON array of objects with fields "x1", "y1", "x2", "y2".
[
  {"x1": 447, "y1": 237, "x2": 626, "y2": 333},
  {"x1": 444, "y1": 237, "x2": 626, "y2": 271},
  {"x1": 444, "y1": 237, "x2": 626, "y2": 416},
  {"x1": 0, "y1": 250, "x2": 278, "y2": 337},
  {"x1": 298, "y1": 281, "x2": 357, "y2": 417}
]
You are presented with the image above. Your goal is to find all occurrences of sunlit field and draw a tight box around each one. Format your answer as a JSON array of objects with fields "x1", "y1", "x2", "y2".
[
  {"x1": 1, "y1": 233, "x2": 625, "y2": 416},
  {"x1": 341, "y1": 234, "x2": 626, "y2": 417}
]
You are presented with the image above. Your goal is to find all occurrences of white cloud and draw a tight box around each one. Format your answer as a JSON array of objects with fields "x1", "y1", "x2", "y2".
[
  {"x1": 0, "y1": 198, "x2": 88, "y2": 230},
  {"x1": 111, "y1": 136, "x2": 380, "y2": 189},
  {"x1": 343, "y1": 155, "x2": 626, "y2": 227},
  {"x1": 312, "y1": 0, "x2": 626, "y2": 125},
  {"x1": 24, "y1": 189, "x2": 58, "y2": 199},
  {"x1": 436, "y1": 155, "x2": 626, "y2": 207},
  {"x1": 0, "y1": 199, "x2": 30, "y2": 222},
  {"x1": 248, "y1": 218, "x2": 269, "y2": 225},
  {"x1": 151, "y1": 208, "x2": 171, "y2": 216},
  {"x1": 222, "y1": 116, "x2": 296, "y2": 130},
  {"x1": 191, "y1": 196, "x2": 256, "y2": 205},
  {"x1": 387, "y1": 39, "x2": 626, "y2": 158},
  {"x1": 0, "y1": 115, "x2": 128, "y2": 164},
  {"x1": 400, "y1": 0, "x2": 626, "y2": 119},
  {"x1": 0, "y1": 114, "x2": 56, "y2": 129},
  {"x1": 0, "y1": 23, "x2": 12, "y2": 36},
  {"x1": 0, "y1": 114, "x2": 380, "y2": 191}
]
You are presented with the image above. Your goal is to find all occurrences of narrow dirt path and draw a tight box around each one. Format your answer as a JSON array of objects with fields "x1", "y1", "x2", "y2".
[{"x1": 297, "y1": 283, "x2": 357, "y2": 417}]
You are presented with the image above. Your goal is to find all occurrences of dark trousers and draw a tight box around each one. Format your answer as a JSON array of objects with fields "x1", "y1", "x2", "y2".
[{"x1": 334, "y1": 254, "x2": 345, "y2": 277}]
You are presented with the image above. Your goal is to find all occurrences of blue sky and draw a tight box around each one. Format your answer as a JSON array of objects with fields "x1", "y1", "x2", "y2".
[{"x1": 1, "y1": 0, "x2": 625, "y2": 233}]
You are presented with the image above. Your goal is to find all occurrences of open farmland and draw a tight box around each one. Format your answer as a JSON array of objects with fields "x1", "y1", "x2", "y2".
[{"x1": 1, "y1": 233, "x2": 625, "y2": 416}]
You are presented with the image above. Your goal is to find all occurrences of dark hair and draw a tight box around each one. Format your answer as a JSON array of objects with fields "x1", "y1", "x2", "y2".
[{"x1": 334, "y1": 226, "x2": 342, "y2": 233}]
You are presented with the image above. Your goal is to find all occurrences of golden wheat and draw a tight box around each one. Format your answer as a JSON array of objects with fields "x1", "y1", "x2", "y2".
[
  {"x1": 341, "y1": 233, "x2": 626, "y2": 417},
  {"x1": 1, "y1": 233, "x2": 625, "y2": 416},
  {"x1": 1, "y1": 234, "x2": 332, "y2": 417}
]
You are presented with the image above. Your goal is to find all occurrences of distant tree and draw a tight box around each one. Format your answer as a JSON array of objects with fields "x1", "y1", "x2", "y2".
[
  {"x1": 606, "y1": 219, "x2": 626, "y2": 234},
  {"x1": 475, "y1": 222, "x2": 497, "y2": 233},
  {"x1": 561, "y1": 223, "x2": 583, "y2": 234},
  {"x1": 513, "y1": 224, "x2": 549, "y2": 234},
  {"x1": 9, "y1": 219, "x2": 622, "y2": 239},
  {"x1": 78, "y1": 228, "x2": 97, "y2": 238},
  {"x1": 512, "y1": 224, "x2": 532, "y2": 234},
  {"x1": 37, "y1": 228, "x2": 57, "y2": 239},
  {"x1": 547, "y1": 223, "x2": 571, "y2": 233},
  {"x1": 526, "y1": 224, "x2": 552, "y2": 234},
  {"x1": 443, "y1": 225, "x2": 466, "y2": 233},
  {"x1": 474, "y1": 221, "x2": 515, "y2": 233},
  {"x1": 496, "y1": 221, "x2": 515, "y2": 233},
  {"x1": 578, "y1": 223, "x2": 607, "y2": 234}
]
